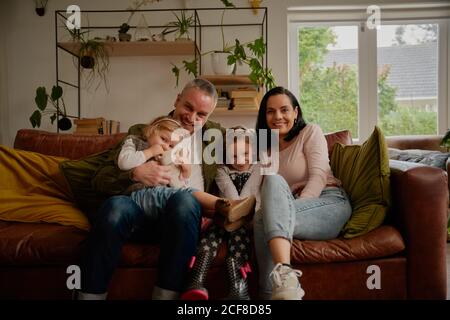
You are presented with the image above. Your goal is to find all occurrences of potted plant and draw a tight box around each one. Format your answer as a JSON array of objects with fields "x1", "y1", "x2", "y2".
[
  {"x1": 118, "y1": 0, "x2": 163, "y2": 41},
  {"x1": 66, "y1": 27, "x2": 110, "y2": 89},
  {"x1": 118, "y1": 23, "x2": 132, "y2": 42},
  {"x1": 163, "y1": 10, "x2": 195, "y2": 41},
  {"x1": 29, "y1": 85, "x2": 72, "y2": 131},
  {"x1": 440, "y1": 129, "x2": 450, "y2": 151},
  {"x1": 170, "y1": 1, "x2": 275, "y2": 89},
  {"x1": 34, "y1": 0, "x2": 48, "y2": 16}
]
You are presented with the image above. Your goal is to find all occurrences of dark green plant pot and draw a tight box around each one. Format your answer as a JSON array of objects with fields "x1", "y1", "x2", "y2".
[
  {"x1": 58, "y1": 117, "x2": 72, "y2": 131},
  {"x1": 119, "y1": 33, "x2": 132, "y2": 42},
  {"x1": 35, "y1": 7, "x2": 45, "y2": 16},
  {"x1": 80, "y1": 56, "x2": 95, "y2": 69}
]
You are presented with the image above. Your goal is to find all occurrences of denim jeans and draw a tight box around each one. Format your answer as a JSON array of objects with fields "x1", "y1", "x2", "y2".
[
  {"x1": 80, "y1": 190, "x2": 202, "y2": 294},
  {"x1": 253, "y1": 174, "x2": 352, "y2": 298},
  {"x1": 130, "y1": 186, "x2": 196, "y2": 222}
]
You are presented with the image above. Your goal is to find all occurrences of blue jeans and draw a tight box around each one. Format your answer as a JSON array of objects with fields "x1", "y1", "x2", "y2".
[
  {"x1": 253, "y1": 174, "x2": 352, "y2": 298},
  {"x1": 81, "y1": 190, "x2": 201, "y2": 294},
  {"x1": 130, "y1": 186, "x2": 196, "y2": 221}
]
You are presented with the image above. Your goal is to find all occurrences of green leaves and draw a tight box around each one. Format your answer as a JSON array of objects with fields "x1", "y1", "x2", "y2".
[
  {"x1": 35, "y1": 87, "x2": 47, "y2": 110},
  {"x1": 220, "y1": 0, "x2": 235, "y2": 8},
  {"x1": 441, "y1": 129, "x2": 450, "y2": 149},
  {"x1": 171, "y1": 63, "x2": 180, "y2": 87},
  {"x1": 29, "y1": 110, "x2": 41, "y2": 128},
  {"x1": 29, "y1": 85, "x2": 66, "y2": 128},
  {"x1": 224, "y1": 38, "x2": 276, "y2": 89},
  {"x1": 50, "y1": 113, "x2": 57, "y2": 124},
  {"x1": 247, "y1": 37, "x2": 265, "y2": 58},
  {"x1": 171, "y1": 59, "x2": 198, "y2": 88},
  {"x1": 183, "y1": 59, "x2": 198, "y2": 76},
  {"x1": 51, "y1": 85, "x2": 63, "y2": 101}
]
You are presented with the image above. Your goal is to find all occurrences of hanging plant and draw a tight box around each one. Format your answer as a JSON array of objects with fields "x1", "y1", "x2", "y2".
[{"x1": 66, "y1": 27, "x2": 110, "y2": 90}]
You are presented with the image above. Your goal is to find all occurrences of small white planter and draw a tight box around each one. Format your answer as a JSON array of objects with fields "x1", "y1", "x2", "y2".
[{"x1": 211, "y1": 52, "x2": 234, "y2": 75}]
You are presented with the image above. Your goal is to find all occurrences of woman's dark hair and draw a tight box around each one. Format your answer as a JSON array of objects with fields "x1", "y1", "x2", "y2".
[{"x1": 256, "y1": 86, "x2": 306, "y2": 150}]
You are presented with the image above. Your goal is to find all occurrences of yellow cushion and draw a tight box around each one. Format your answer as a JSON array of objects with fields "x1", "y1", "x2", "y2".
[
  {"x1": 331, "y1": 127, "x2": 390, "y2": 238},
  {"x1": 0, "y1": 145, "x2": 90, "y2": 230}
]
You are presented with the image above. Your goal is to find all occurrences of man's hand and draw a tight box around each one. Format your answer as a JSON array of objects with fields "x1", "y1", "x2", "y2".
[{"x1": 131, "y1": 160, "x2": 171, "y2": 186}]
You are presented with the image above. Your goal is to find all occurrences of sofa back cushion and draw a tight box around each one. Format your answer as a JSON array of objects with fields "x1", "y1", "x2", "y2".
[
  {"x1": 323, "y1": 129, "x2": 353, "y2": 156},
  {"x1": 331, "y1": 126, "x2": 390, "y2": 238},
  {"x1": 14, "y1": 129, "x2": 126, "y2": 159}
]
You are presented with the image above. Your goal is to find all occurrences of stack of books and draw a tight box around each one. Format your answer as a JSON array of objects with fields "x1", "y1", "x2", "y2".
[
  {"x1": 230, "y1": 89, "x2": 261, "y2": 110},
  {"x1": 216, "y1": 96, "x2": 231, "y2": 109},
  {"x1": 74, "y1": 118, "x2": 120, "y2": 135},
  {"x1": 102, "y1": 119, "x2": 121, "y2": 135}
]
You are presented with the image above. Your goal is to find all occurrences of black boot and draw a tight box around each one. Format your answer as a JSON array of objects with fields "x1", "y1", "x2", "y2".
[
  {"x1": 180, "y1": 225, "x2": 225, "y2": 300},
  {"x1": 225, "y1": 227, "x2": 251, "y2": 300}
]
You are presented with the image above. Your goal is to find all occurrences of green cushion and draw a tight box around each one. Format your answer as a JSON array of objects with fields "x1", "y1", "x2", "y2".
[{"x1": 330, "y1": 126, "x2": 390, "y2": 238}]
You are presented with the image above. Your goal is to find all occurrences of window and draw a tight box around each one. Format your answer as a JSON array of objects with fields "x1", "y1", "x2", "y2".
[
  {"x1": 289, "y1": 5, "x2": 449, "y2": 141},
  {"x1": 377, "y1": 23, "x2": 438, "y2": 135},
  {"x1": 297, "y1": 25, "x2": 360, "y2": 138}
]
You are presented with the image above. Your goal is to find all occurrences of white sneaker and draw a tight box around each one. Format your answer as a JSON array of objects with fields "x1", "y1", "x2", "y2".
[{"x1": 269, "y1": 263, "x2": 305, "y2": 300}]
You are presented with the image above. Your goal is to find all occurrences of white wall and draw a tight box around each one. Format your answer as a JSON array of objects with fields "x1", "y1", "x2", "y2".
[
  {"x1": 0, "y1": 0, "x2": 11, "y2": 146},
  {"x1": 1, "y1": 0, "x2": 446, "y2": 146}
]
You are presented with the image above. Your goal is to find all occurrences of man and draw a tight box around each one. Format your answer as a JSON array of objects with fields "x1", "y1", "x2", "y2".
[{"x1": 78, "y1": 78, "x2": 223, "y2": 300}]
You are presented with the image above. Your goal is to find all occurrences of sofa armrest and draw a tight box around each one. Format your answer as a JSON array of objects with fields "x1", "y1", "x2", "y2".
[{"x1": 389, "y1": 160, "x2": 448, "y2": 299}]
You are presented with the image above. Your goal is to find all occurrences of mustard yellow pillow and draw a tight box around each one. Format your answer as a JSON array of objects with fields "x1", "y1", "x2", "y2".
[
  {"x1": 330, "y1": 127, "x2": 390, "y2": 238},
  {"x1": 0, "y1": 145, "x2": 90, "y2": 230}
]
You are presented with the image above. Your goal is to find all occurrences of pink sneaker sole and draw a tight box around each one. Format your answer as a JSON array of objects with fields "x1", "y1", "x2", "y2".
[{"x1": 180, "y1": 289, "x2": 209, "y2": 300}]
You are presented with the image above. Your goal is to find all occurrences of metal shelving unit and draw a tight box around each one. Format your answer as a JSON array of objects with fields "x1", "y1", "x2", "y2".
[{"x1": 54, "y1": 7, "x2": 268, "y2": 131}]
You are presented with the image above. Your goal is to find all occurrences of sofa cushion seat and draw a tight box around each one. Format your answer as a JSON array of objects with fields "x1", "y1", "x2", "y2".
[
  {"x1": 0, "y1": 221, "x2": 86, "y2": 266},
  {"x1": 290, "y1": 225, "x2": 405, "y2": 264},
  {"x1": 0, "y1": 221, "x2": 158, "y2": 267}
]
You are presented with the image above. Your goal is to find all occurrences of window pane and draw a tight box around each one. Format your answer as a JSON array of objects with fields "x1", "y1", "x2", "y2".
[
  {"x1": 377, "y1": 24, "x2": 438, "y2": 135},
  {"x1": 298, "y1": 26, "x2": 359, "y2": 138}
]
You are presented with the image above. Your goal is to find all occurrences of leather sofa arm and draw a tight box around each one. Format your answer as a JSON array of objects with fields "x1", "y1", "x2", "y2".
[{"x1": 389, "y1": 160, "x2": 448, "y2": 299}]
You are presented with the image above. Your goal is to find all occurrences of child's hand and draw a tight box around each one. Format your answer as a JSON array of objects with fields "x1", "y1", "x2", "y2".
[
  {"x1": 143, "y1": 144, "x2": 165, "y2": 160},
  {"x1": 178, "y1": 163, "x2": 191, "y2": 179}
]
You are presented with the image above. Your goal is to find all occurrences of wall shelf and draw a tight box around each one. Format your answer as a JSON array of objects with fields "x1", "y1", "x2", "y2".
[
  {"x1": 58, "y1": 40, "x2": 196, "y2": 57},
  {"x1": 213, "y1": 108, "x2": 258, "y2": 116},
  {"x1": 200, "y1": 75, "x2": 254, "y2": 86}
]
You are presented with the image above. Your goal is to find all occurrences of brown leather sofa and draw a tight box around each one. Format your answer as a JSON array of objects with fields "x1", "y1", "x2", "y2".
[{"x1": 0, "y1": 129, "x2": 447, "y2": 300}]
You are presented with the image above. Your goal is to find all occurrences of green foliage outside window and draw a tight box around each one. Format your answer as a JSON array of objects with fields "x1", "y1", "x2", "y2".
[{"x1": 298, "y1": 27, "x2": 437, "y2": 138}]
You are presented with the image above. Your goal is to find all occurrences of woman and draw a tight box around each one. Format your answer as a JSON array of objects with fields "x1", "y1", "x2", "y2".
[{"x1": 254, "y1": 87, "x2": 352, "y2": 300}]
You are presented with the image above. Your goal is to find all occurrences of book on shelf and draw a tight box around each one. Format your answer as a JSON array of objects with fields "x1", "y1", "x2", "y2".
[
  {"x1": 230, "y1": 89, "x2": 259, "y2": 99},
  {"x1": 216, "y1": 97, "x2": 231, "y2": 109},
  {"x1": 101, "y1": 120, "x2": 121, "y2": 135},
  {"x1": 74, "y1": 117, "x2": 120, "y2": 135},
  {"x1": 74, "y1": 117, "x2": 104, "y2": 135},
  {"x1": 74, "y1": 117, "x2": 105, "y2": 126},
  {"x1": 231, "y1": 96, "x2": 260, "y2": 109}
]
